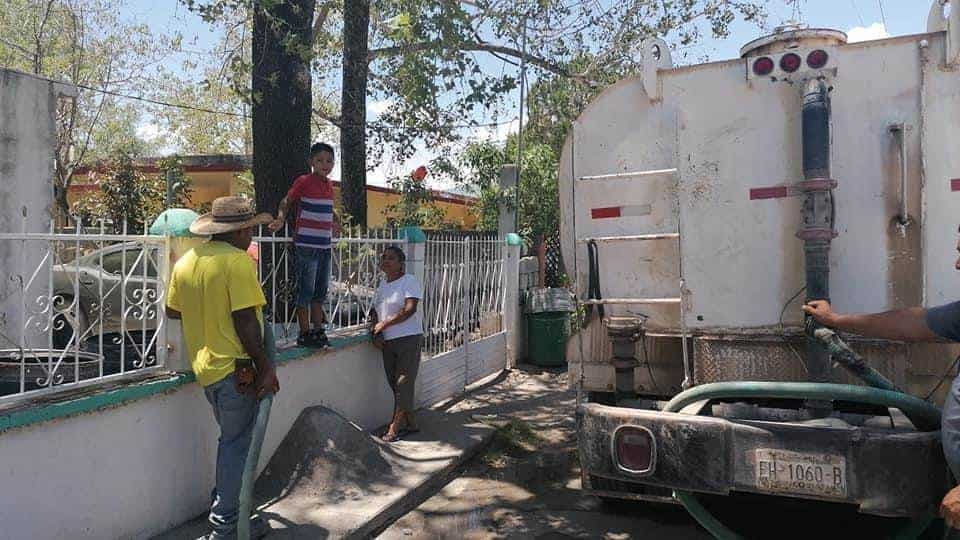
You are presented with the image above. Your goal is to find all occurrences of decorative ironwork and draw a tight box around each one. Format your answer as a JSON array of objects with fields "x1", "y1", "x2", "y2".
[
  {"x1": 422, "y1": 232, "x2": 504, "y2": 357},
  {"x1": 0, "y1": 214, "x2": 168, "y2": 402},
  {"x1": 544, "y1": 229, "x2": 566, "y2": 288}
]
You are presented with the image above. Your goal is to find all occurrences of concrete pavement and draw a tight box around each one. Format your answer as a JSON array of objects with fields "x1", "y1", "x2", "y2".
[{"x1": 155, "y1": 379, "x2": 500, "y2": 540}]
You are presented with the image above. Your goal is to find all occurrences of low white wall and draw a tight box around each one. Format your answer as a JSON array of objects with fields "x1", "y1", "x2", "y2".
[{"x1": 0, "y1": 332, "x2": 507, "y2": 540}]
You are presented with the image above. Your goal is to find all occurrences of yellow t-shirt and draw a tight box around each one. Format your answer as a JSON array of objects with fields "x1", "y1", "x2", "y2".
[{"x1": 166, "y1": 241, "x2": 266, "y2": 387}]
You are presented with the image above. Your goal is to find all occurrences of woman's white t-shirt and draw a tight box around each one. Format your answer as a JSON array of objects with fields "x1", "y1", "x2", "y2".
[{"x1": 373, "y1": 273, "x2": 423, "y2": 340}]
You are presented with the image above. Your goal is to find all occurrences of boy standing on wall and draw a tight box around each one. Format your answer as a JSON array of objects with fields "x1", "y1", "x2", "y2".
[{"x1": 269, "y1": 142, "x2": 336, "y2": 348}]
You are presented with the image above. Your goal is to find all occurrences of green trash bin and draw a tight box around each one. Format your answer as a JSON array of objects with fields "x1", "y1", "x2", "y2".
[{"x1": 528, "y1": 311, "x2": 569, "y2": 367}]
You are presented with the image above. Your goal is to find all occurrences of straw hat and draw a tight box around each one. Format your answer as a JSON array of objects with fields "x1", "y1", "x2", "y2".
[{"x1": 190, "y1": 196, "x2": 272, "y2": 235}]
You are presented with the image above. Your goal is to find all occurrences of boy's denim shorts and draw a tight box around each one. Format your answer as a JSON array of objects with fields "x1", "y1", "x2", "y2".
[{"x1": 295, "y1": 246, "x2": 331, "y2": 308}]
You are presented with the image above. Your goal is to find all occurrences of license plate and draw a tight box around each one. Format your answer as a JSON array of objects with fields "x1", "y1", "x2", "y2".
[{"x1": 754, "y1": 449, "x2": 846, "y2": 499}]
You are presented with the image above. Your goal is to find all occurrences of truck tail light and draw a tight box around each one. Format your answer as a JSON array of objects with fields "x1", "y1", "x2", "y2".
[
  {"x1": 753, "y1": 57, "x2": 774, "y2": 76},
  {"x1": 780, "y1": 53, "x2": 802, "y2": 73},
  {"x1": 613, "y1": 426, "x2": 656, "y2": 475},
  {"x1": 807, "y1": 49, "x2": 829, "y2": 69}
]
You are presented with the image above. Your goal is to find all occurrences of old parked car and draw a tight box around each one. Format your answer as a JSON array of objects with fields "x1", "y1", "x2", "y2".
[{"x1": 51, "y1": 242, "x2": 162, "y2": 348}]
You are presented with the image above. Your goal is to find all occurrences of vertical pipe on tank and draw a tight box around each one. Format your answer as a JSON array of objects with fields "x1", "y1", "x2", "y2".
[{"x1": 800, "y1": 79, "x2": 836, "y2": 396}]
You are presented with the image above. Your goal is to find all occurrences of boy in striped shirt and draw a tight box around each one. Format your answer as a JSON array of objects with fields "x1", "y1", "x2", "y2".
[{"x1": 269, "y1": 142, "x2": 336, "y2": 348}]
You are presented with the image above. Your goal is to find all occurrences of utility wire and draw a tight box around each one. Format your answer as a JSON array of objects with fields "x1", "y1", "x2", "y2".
[
  {"x1": 3, "y1": 65, "x2": 518, "y2": 131},
  {"x1": 877, "y1": 0, "x2": 887, "y2": 30},
  {"x1": 5, "y1": 67, "x2": 250, "y2": 118},
  {"x1": 851, "y1": 0, "x2": 866, "y2": 26}
]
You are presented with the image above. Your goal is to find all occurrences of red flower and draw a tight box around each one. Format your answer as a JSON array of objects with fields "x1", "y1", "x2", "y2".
[{"x1": 412, "y1": 165, "x2": 428, "y2": 182}]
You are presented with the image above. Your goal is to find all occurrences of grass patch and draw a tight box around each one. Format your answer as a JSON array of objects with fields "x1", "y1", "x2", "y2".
[{"x1": 480, "y1": 418, "x2": 542, "y2": 468}]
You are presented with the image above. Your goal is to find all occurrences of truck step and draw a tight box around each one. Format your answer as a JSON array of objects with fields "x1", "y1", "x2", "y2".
[
  {"x1": 577, "y1": 233, "x2": 680, "y2": 243},
  {"x1": 578, "y1": 168, "x2": 678, "y2": 182}
]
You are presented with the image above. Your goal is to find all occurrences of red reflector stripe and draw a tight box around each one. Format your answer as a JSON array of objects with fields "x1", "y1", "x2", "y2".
[
  {"x1": 951, "y1": 179, "x2": 960, "y2": 192},
  {"x1": 750, "y1": 186, "x2": 789, "y2": 200},
  {"x1": 591, "y1": 207, "x2": 622, "y2": 219}
]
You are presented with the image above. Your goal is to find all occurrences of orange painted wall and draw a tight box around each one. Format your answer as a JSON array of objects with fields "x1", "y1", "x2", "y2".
[{"x1": 70, "y1": 169, "x2": 477, "y2": 229}]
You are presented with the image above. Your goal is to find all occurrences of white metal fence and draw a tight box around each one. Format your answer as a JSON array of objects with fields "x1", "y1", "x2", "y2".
[
  {"x1": 422, "y1": 232, "x2": 505, "y2": 357},
  {"x1": 0, "y1": 219, "x2": 168, "y2": 403},
  {"x1": 0, "y1": 217, "x2": 508, "y2": 403},
  {"x1": 252, "y1": 225, "x2": 400, "y2": 345}
]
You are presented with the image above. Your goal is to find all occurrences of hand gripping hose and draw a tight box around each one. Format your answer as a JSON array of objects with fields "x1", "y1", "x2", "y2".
[
  {"x1": 806, "y1": 318, "x2": 900, "y2": 392},
  {"x1": 665, "y1": 381, "x2": 942, "y2": 540},
  {"x1": 238, "y1": 324, "x2": 277, "y2": 540}
]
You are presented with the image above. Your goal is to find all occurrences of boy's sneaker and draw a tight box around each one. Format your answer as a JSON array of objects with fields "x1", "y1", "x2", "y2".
[
  {"x1": 296, "y1": 332, "x2": 319, "y2": 348},
  {"x1": 312, "y1": 328, "x2": 330, "y2": 348},
  {"x1": 296, "y1": 329, "x2": 329, "y2": 348}
]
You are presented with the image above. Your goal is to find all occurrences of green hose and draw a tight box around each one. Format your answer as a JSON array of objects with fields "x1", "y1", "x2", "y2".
[
  {"x1": 238, "y1": 323, "x2": 277, "y2": 540},
  {"x1": 664, "y1": 382, "x2": 941, "y2": 431},
  {"x1": 807, "y1": 321, "x2": 900, "y2": 392},
  {"x1": 238, "y1": 394, "x2": 273, "y2": 540},
  {"x1": 663, "y1": 381, "x2": 943, "y2": 540}
]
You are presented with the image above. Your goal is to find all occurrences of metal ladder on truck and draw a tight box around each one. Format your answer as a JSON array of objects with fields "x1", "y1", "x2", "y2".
[{"x1": 570, "y1": 167, "x2": 693, "y2": 391}]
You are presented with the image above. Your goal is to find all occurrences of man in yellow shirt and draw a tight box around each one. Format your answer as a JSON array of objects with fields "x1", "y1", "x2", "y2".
[{"x1": 166, "y1": 196, "x2": 279, "y2": 540}]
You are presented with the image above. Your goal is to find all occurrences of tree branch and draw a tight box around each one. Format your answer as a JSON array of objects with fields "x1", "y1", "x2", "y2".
[
  {"x1": 312, "y1": 1, "x2": 333, "y2": 43},
  {"x1": 0, "y1": 36, "x2": 33, "y2": 59},
  {"x1": 33, "y1": 0, "x2": 58, "y2": 73},
  {"x1": 313, "y1": 108, "x2": 341, "y2": 128},
  {"x1": 369, "y1": 40, "x2": 596, "y2": 86}
]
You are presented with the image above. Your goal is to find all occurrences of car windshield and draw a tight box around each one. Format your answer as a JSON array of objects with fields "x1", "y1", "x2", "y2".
[{"x1": 99, "y1": 247, "x2": 158, "y2": 278}]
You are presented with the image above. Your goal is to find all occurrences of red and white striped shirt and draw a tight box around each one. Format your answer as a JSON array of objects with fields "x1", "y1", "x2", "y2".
[{"x1": 287, "y1": 173, "x2": 334, "y2": 249}]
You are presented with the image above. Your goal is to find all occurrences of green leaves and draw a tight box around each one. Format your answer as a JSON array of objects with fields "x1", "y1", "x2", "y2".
[
  {"x1": 384, "y1": 12, "x2": 414, "y2": 40},
  {"x1": 73, "y1": 153, "x2": 192, "y2": 234},
  {"x1": 381, "y1": 173, "x2": 449, "y2": 229},
  {"x1": 453, "y1": 136, "x2": 557, "y2": 241}
]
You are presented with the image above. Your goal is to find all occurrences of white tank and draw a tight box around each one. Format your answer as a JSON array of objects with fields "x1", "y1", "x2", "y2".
[{"x1": 560, "y1": 2, "x2": 960, "y2": 397}]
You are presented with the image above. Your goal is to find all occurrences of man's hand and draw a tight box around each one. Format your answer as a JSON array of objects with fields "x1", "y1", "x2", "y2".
[
  {"x1": 373, "y1": 321, "x2": 388, "y2": 335},
  {"x1": 254, "y1": 366, "x2": 280, "y2": 399},
  {"x1": 942, "y1": 486, "x2": 960, "y2": 529},
  {"x1": 267, "y1": 219, "x2": 284, "y2": 233},
  {"x1": 802, "y1": 300, "x2": 840, "y2": 327}
]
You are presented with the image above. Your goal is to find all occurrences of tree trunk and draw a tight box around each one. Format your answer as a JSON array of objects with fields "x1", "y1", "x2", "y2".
[
  {"x1": 53, "y1": 182, "x2": 70, "y2": 228},
  {"x1": 341, "y1": 0, "x2": 370, "y2": 228},
  {"x1": 252, "y1": 0, "x2": 315, "y2": 217}
]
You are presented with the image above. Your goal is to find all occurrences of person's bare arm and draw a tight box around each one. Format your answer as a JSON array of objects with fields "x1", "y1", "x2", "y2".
[
  {"x1": 803, "y1": 300, "x2": 937, "y2": 341},
  {"x1": 232, "y1": 307, "x2": 279, "y2": 396},
  {"x1": 942, "y1": 486, "x2": 960, "y2": 529},
  {"x1": 373, "y1": 298, "x2": 419, "y2": 335},
  {"x1": 268, "y1": 196, "x2": 291, "y2": 232},
  {"x1": 368, "y1": 308, "x2": 384, "y2": 349}
]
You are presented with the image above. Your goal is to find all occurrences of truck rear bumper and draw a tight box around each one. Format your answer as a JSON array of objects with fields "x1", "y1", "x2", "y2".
[{"x1": 578, "y1": 402, "x2": 950, "y2": 517}]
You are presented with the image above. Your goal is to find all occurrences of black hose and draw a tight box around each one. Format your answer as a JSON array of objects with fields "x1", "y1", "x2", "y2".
[{"x1": 587, "y1": 240, "x2": 604, "y2": 322}]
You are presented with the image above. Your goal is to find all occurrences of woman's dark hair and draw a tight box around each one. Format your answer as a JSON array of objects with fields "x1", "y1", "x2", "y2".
[{"x1": 383, "y1": 245, "x2": 406, "y2": 263}]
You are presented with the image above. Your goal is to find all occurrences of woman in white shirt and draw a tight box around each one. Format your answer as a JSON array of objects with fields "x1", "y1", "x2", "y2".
[{"x1": 369, "y1": 246, "x2": 424, "y2": 442}]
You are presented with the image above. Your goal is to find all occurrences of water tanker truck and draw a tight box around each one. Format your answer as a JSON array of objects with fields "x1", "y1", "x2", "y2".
[{"x1": 560, "y1": 2, "x2": 960, "y2": 536}]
